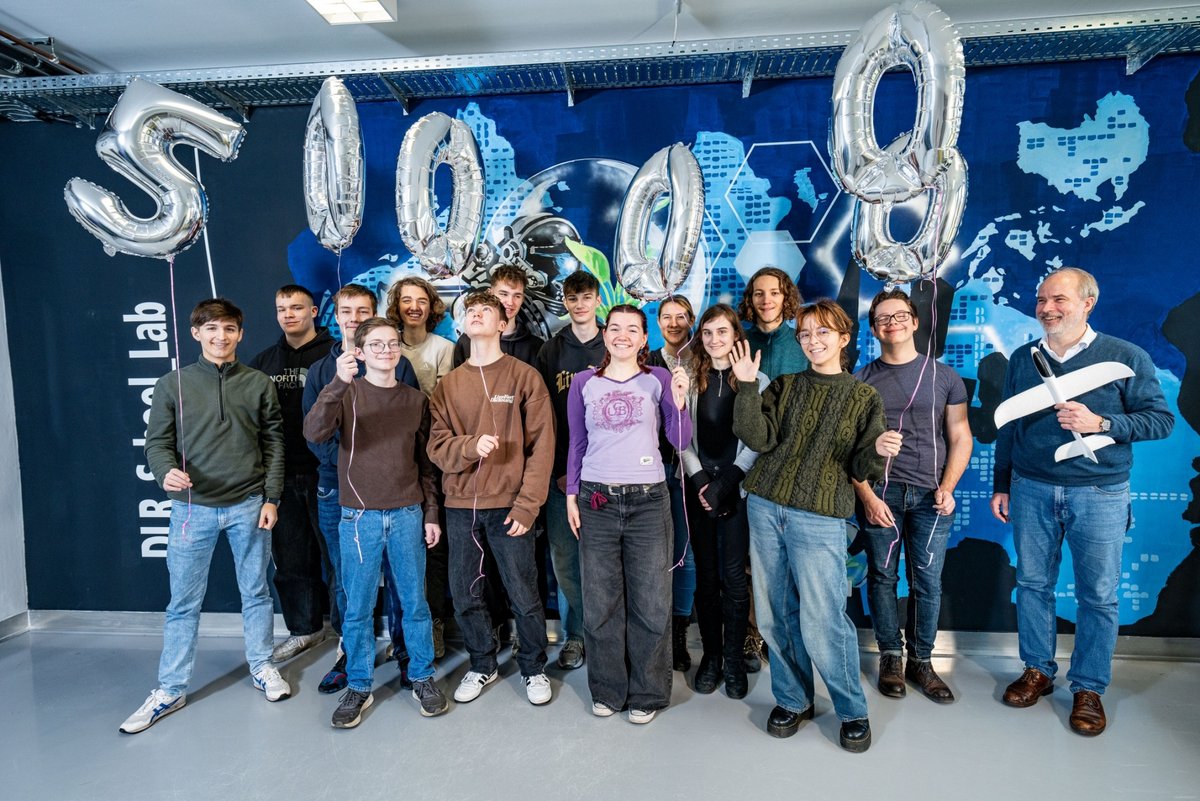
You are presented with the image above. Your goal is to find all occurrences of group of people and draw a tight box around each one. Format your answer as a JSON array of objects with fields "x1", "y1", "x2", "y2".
[{"x1": 121, "y1": 263, "x2": 1173, "y2": 751}]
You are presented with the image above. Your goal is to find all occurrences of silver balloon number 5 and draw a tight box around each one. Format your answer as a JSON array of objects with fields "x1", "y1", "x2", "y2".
[
  {"x1": 395, "y1": 112, "x2": 486, "y2": 279},
  {"x1": 830, "y1": 1, "x2": 968, "y2": 285},
  {"x1": 614, "y1": 143, "x2": 705, "y2": 302},
  {"x1": 303, "y1": 76, "x2": 364, "y2": 254},
  {"x1": 64, "y1": 78, "x2": 246, "y2": 260}
]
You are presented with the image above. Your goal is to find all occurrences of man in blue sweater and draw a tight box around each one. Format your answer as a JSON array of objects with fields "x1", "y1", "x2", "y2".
[{"x1": 990, "y1": 267, "x2": 1173, "y2": 736}]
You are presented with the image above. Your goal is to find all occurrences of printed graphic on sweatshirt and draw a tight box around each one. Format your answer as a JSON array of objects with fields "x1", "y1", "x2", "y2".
[{"x1": 594, "y1": 389, "x2": 644, "y2": 433}]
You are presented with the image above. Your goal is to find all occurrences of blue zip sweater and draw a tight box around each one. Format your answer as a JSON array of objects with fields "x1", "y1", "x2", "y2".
[
  {"x1": 301, "y1": 341, "x2": 419, "y2": 488},
  {"x1": 743, "y1": 322, "x2": 808, "y2": 381},
  {"x1": 993, "y1": 333, "x2": 1174, "y2": 493}
]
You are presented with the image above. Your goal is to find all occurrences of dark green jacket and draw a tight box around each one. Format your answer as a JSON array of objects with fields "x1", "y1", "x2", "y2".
[
  {"x1": 733, "y1": 369, "x2": 886, "y2": 518},
  {"x1": 145, "y1": 357, "x2": 284, "y2": 507}
]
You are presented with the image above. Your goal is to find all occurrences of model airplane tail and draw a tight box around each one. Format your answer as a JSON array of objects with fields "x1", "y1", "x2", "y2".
[{"x1": 1054, "y1": 435, "x2": 1117, "y2": 462}]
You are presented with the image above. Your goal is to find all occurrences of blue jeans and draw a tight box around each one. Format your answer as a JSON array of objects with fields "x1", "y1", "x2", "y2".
[
  {"x1": 1010, "y1": 473, "x2": 1130, "y2": 695},
  {"x1": 747, "y1": 495, "x2": 868, "y2": 722},
  {"x1": 158, "y1": 495, "x2": 273, "y2": 696},
  {"x1": 862, "y1": 482, "x2": 952, "y2": 660},
  {"x1": 577, "y1": 480, "x2": 673, "y2": 712},
  {"x1": 667, "y1": 471, "x2": 696, "y2": 617},
  {"x1": 316, "y1": 484, "x2": 346, "y2": 635},
  {"x1": 546, "y1": 482, "x2": 584, "y2": 642},
  {"x1": 339, "y1": 505, "x2": 435, "y2": 692}
]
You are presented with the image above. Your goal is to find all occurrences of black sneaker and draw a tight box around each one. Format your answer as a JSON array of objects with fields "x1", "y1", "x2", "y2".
[
  {"x1": 331, "y1": 689, "x2": 373, "y2": 728},
  {"x1": 411, "y1": 677, "x2": 449, "y2": 717},
  {"x1": 318, "y1": 653, "x2": 348, "y2": 694}
]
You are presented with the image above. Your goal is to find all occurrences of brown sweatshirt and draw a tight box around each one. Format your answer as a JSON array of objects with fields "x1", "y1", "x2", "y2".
[
  {"x1": 302, "y1": 377, "x2": 439, "y2": 524},
  {"x1": 428, "y1": 354, "x2": 555, "y2": 529}
]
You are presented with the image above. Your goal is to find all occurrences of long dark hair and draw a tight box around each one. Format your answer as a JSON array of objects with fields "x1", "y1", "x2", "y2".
[
  {"x1": 596, "y1": 304, "x2": 651, "y2": 377},
  {"x1": 689, "y1": 304, "x2": 746, "y2": 394}
]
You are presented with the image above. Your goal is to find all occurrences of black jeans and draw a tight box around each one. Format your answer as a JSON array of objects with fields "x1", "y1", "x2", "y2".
[
  {"x1": 272, "y1": 474, "x2": 333, "y2": 636},
  {"x1": 686, "y1": 490, "x2": 750, "y2": 661},
  {"x1": 446, "y1": 507, "x2": 547, "y2": 677},
  {"x1": 577, "y1": 480, "x2": 673, "y2": 712}
]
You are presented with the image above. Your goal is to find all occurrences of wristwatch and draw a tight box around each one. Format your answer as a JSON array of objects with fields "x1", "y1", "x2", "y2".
[{"x1": 1098, "y1": 418, "x2": 1111, "y2": 434}]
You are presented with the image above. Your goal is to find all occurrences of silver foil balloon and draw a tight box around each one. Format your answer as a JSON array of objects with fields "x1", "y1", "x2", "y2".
[
  {"x1": 395, "y1": 111, "x2": 486, "y2": 278},
  {"x1": 852, "y1": 145, "x2": 967, "y2": 284},
  {"x1": 63, "y1": 78, "x2": 245, "y2": 259},
  {"x1": 830, "y1": 0, "x2": 965, "y2": 204},
  {"x1": 303, "y1": 76, "x2": 364, "y2": 254},
  {"x1": 614, "y1": 143, "x2": 705, "y2": 302}
]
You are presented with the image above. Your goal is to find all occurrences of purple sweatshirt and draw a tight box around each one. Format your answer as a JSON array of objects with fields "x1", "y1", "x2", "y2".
[{"x1": 566, "y1": 366, "x2": 692, "y2": 495}]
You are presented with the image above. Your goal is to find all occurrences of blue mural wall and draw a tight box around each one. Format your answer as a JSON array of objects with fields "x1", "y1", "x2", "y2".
[{"x1": 3, "y1": 53, "x2": 1199, "y2": 636}]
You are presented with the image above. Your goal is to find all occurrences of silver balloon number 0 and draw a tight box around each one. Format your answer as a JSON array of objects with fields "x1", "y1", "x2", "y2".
[
  {"x1": 64, "y1": 78, "x2": 245, "y2": 260},
  {"x1": 303, "y1": 76, "x2": 364, "y2": 254},
  {"x1": 395, "y1": 112, "x2": 486, "y2": 279},
  {"x1": 830, "y1": 1, "x2": 968, "y2": 285},
  {"x1": 614, "y1": 143, "x2": 705, "y2": 302}
]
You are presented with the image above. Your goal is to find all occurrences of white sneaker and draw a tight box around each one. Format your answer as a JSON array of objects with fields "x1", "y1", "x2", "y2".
[
  {"x1": 592, "y1": 701, "x2": 615, "y2": 717},
  {"x1": 453, "y1": 669, "x2": 498, "y2": 703},
  {"x1": 271, "y1": 631, "x2": 325, "y2": 663},
  {"x1": 628, "y1": 708, "x2": 657, "y2": 724},
  {"x1": 524, "y1": 673, "x2": 552, "y2": 705},
  {"x1": 119, "y1": 689, "x2": 186, "y2": 734},
  {"x1": 253, "y1": 666, "x2": 292, "y2": 702}
]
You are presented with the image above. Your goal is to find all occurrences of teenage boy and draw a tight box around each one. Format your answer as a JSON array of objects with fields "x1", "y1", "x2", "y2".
[
  {"x1": 852, "y1": 289, "x2": 973, "y2": 703},
  {"x1": 452, "y1": 264, "x2": 544, "y2": 367},
  {"x1": 738, "y1": 266, "x2": 808, "y2": 380},
  {"x1": 302, "y1": 284, "x2": 419, "y2": 693},
  {"x1": 121, "y1": 298, "x2": 288, "y2": 734},
  {"x1": 428, "y1": 291, "x2": 556, "y2": 706},
  {"x1": 535, "y1": 270, "x2": 606, "y2": 670},
  {"x1": 248, "y1": 285, "x2": 336, "y2": 664},
  {"x1": 304, "y1": 317, "x2": 448, "y2": 727}
]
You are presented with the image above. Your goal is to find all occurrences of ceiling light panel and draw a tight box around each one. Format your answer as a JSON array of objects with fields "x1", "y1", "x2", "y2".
[{"x1": 306, "y1": 0, "x2": 397, "y2": 25}]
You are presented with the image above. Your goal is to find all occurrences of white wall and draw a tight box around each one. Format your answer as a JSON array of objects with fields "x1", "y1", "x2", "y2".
[{"x1": 0, "y1": 259, "x2": 28, "y2": 623}]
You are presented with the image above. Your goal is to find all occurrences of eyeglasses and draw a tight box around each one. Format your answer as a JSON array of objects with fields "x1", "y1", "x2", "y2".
[
  {"x1": 872, "y1": 311, "x2": 913, "y2": 326},
  {"x1": 797, "y1": 327, "x2": 837, "y2": 343},
  {"x1": 363, "y1": 341, "x2": 402, "y2": 353}
]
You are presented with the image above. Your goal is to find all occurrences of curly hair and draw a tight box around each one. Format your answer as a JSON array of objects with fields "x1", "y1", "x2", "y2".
[
  {"x1": 689, "y1": 304, "x2": 747, "y2": 394},
  {"x1": 798, "y1": 299, "x2": 854, "y2": 372},
  {"x1": 386, "y1": 275, "x2": 446, "y2": 333},
  {"x1": 738, "y1": 266, "x2": 802, "y2": 325}
]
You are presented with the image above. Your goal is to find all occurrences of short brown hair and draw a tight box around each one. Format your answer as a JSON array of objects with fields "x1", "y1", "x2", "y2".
[
  {"x1": 738, "y1": 266, "x2": 802, "y2": 324},
  {"x1": 462, "y1": 290, "x2": 507, "y2": 319},
  {"x1": 353, "y1": 317, "x2": 399, "y2": 351},
  {"x1": 867, "y1": 288, "x2": 917, "y2": 328},
  {"x1": 798, "y1": 299, "x2": 854, "y2": 372},
  {"x1": 386, "y1": 276, "x2": 446, "y2": 332},
  {"x1": 190, "y1": 298, "x2": 243, "y2": 329},
  {"x1": 490, "y1": 264, "x2": 528, "y2": 289},
  {"x1": 333, "y1": 283, "x2": 377, "y2": 313}
]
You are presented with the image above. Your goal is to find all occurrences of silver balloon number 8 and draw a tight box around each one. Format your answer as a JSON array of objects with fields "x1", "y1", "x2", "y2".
[
  {"x1": 614, "y1": 143, "x2": 705, "y2": 302},
  {"x1": 830, "y1": 1, "x2": 968, "y2": 285},
  {"x1": 64, "y1": 78, "x2": 246, "y2": 260},
  {"x1": 395, "y1": 112, "x2": 486, "y2": 279}
]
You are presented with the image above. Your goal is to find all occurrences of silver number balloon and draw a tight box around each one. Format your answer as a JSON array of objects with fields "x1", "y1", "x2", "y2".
[
  {"x1": 614, "y1": 143, "x2": 705, "y2": 302},
  {"x1": 852, "y1": 145, "x2": 967, "y2": 284},
  {"x1": 395, "y1": 112, "x2": 486, "y2": 278},
  {"x1": 63, "y1": 78, "x2": 245, "y2": 259},
  {"x1": 303, "y1": 76, "x2": 364, "y2": 254},
  {"x1": 830, "y1": 0, "x2": 965, "y2": 204}
]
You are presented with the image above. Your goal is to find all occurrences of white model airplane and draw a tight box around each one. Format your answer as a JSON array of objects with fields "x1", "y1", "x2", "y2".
[{"x1": 993, "y1": 349, "x2": 1134, "y2": 463}]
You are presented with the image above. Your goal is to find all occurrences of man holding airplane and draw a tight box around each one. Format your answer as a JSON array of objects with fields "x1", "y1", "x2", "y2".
[{"x1": 990, "y1": 267, "x2": 1173, "y2": 737}]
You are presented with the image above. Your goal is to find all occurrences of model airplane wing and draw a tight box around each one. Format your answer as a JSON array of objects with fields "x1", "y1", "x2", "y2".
[{"x1": 994, "y1": 360, "x2": 1135, "y2": 429}]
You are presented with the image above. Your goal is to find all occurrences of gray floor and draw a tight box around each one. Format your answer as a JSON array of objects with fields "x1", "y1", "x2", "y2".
[{"x1": 3, "y1": 629, "x2": 1198, "y2": 801}]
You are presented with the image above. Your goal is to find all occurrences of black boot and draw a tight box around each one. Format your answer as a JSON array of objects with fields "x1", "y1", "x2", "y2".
[
  {"x1": 693, "y1": 654, "x2": 723, "y2": 694},
  {"x1": 723, "y1": 656, "x2": 748, "y2": 699},
  {"x1": 672, "y1": 615, "x2": 692, "y2": 672}
]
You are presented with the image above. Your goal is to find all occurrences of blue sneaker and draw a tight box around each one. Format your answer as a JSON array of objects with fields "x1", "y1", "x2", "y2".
[
  {"x1": 319, "y1": 652, "x2": 348, "y2": 694},
  {"x1": 119, "y1": 689, "x2": 186, "y2": 734}
]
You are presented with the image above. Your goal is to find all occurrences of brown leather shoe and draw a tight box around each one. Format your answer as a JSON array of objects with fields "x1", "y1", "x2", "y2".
[
  {"x1": 1002, "y1": 667, "x2": 1053, "y2": 707},
  {"x1": 905, "y1": 659, "x2": 955, "y2": 703},
  {"x1": 1069, "y1": 690, "x2": 1107, "y2": 736},
  {"x1": 877, "y1": 653, "x2": 906, "y2": 698}
]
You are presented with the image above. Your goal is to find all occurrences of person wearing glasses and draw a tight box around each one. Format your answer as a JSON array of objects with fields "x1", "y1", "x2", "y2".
[
  {"x1": 304, "y1": 317, "x2": 448, "y2": 728},
  {"x1": 731, "y1": 299, "x2": 890, "y2": 752},
  {"x1": 852, "y1": 290, "x2": 972, "y2": 705}
]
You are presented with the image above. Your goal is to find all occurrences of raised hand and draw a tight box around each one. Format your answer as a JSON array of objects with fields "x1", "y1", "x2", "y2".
[
  {"x1": 335, "y1": 349, "x2": 358, "y2": 384},
  {"x1": 670, "y1": 365, "x2": 690, "y2": 410},
  {"x1": 730, "y1": 340, "x2": 761, "y2": 384}
]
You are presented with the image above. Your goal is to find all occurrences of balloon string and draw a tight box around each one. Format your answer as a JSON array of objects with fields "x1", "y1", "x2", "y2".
[
  {"x1": 468, "y1": 360, "x2": 501, "y2": 595},
  {"x1": 167, "y1": 255, "x2": 192, "y2": 544},
  {"x1": 667, "y1": 329, "x2": 697, "y2": 572},
  {"x1": 920, "y1": 276, "x2": 942, "y2": 571},
  {"x1": 345, "y1": 380, "x2": 365, "y2": 564},
  {"x1": 193, "y1": 151, "x2": 217, "y2": 298}
]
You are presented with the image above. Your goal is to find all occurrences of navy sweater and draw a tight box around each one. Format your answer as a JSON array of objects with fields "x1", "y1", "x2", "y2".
[{"x1": 993, "y1": 334, "x2": 1173, "y2": 493}]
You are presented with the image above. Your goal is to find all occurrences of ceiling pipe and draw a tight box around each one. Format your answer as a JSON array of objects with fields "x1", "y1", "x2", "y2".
[{"x1": 0, "y1": 27, "x2": 86, "y2": 75}]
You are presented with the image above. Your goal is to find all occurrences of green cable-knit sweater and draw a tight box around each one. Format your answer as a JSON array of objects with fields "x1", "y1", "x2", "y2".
[{"x1": 733, "y1": 368, "x2": 887, "y2": 518}]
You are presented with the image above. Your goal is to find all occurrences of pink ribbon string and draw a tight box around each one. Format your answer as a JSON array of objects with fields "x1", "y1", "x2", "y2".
[{"x1": 167, "y1": 255, "x2": 192, "y2": 544}]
